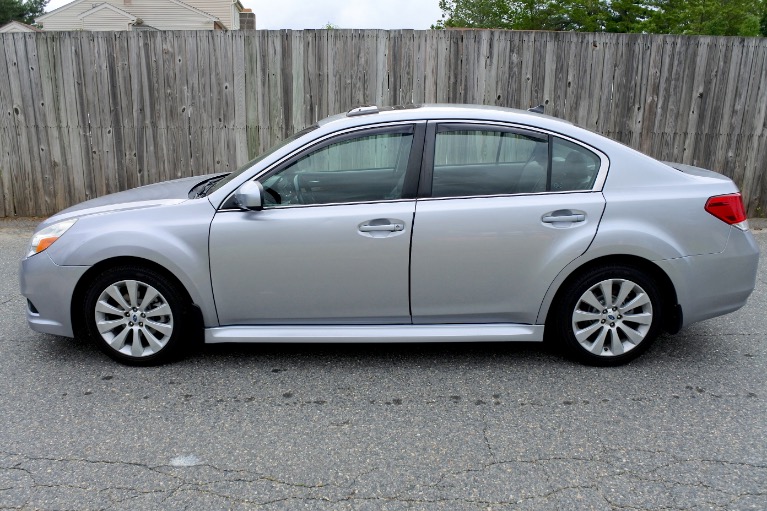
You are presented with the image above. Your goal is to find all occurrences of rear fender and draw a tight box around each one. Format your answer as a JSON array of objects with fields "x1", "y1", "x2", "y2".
[{"x1": 534, "y1": 225, "x2": 721, "y2": 325}]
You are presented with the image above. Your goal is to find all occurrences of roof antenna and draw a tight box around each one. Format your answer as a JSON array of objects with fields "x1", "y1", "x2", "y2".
[{"x1": 527, "y1": 104, "x2": 545, "y2": 114}]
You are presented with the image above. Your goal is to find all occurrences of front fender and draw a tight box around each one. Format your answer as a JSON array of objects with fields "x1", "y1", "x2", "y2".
[{"x1": 45, "y1": 200, "x2": 219, "y2": 327}]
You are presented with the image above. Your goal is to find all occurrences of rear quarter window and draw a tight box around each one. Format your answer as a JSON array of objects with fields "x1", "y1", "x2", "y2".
[{"x1": 551, "y1": 138, "x2": 601, "y2": 192}]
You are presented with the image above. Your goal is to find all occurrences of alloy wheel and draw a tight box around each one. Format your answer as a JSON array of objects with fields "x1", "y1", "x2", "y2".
[
  {"x1": 94, "y1": 279, "x2": 174, "y2": 358},
  {"x1": 571, "y1": 278, "x2": 653, "y2": 357}
]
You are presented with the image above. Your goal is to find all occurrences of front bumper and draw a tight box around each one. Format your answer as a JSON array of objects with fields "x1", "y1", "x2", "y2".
[
  {"x1": 19, "y1": 253, "x2": 89, "y2": 338},
  {"x1": 657, "y1": 227, "x2": 759, "y2": 327}
]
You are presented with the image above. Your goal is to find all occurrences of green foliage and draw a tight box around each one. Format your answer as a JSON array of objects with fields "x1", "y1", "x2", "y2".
[
  {"x1": 434, "y1": 0, "x2": 765, "y2": 36},
  {"x1": 545, "y1": 1, "x2": 609, "y2": 32},
  {"x1": 0, "y1": 0, "x2": 25, "y2": 25},
  {"x1": 645, "y1": 0, "x2": 761, "y2": 36},
  {"x1": 433, "y1": 0, "x2": 514, "y2": 29},
  {"x1": 605, "y1": 0, "x2": 651, "y2": 32},
  {"x1": 510, "y1": 0, "x2": 567, "y2": 30},
  {"x1": 0, "y1": 0, "x2": 47, "y2": 26},
  {"x1": 762, "y1": 3, "x2": 767, "y2": 36}
]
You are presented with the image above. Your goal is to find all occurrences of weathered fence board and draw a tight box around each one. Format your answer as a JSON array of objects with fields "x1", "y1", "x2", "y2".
[{"x1": 0, "y1": 29, "x2": 766, "y2": 217}]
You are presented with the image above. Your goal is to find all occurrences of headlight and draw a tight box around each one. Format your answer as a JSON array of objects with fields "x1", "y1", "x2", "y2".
[{"x1": 26, "y1": 219, "x2": 78, "y2": 258}]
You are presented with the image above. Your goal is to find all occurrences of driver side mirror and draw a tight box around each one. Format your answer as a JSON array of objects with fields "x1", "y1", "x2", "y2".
[{"x1": 234, "y1": 181, "x2": 265, "y2": 211}]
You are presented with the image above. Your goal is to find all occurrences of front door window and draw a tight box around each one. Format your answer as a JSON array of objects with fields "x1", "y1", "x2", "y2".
[{"x1": 260, "y1": 130, "x2": 414, "y2": 207}]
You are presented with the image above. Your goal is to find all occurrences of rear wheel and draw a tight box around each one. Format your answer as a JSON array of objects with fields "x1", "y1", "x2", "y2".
[
  {"x1": 553, "y1": 265, "x2": 664, "y2": 366},
  {"x1": 83, "y1": 266, "x2": 189, "y2": 365}
]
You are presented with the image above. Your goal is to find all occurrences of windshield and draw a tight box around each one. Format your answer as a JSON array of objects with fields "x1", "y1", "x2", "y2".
[{"x1": 204, "y1": 125, "x2": 319, "y2": 196}]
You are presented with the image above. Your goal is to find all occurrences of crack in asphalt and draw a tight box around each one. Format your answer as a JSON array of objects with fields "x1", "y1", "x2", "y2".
[
  {"x1": 480, "y1": 411, "x2": 496, "y2": 462},
  {"x1": 345, "y1": 465, "x2": 379, "y2": 489},
  {"x1": 401, "y1": 446, "x2": 767, "y2": 509},
  {"x1": 0, "y1": 450, "x2": 326, "y2": 489},
  {"x1": 0, "y1": 446, "x2": 765, "y2": 510},
  {"x1": 0, "y1": 450, "x2": 331, "y2": 510}
]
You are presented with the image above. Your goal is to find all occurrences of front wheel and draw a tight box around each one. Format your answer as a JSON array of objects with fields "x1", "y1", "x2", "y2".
[
  {"x1": 83, "y1": 266, "x2": 189, "y2": 365},
  {"x1": 553, "y1": 265, "x2": 664, "y2": 366}
]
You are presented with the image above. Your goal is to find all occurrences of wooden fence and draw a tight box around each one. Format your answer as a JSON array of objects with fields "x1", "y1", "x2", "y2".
[{"x1": 1, "y1": 30, "x2": 766, "y2": 217}]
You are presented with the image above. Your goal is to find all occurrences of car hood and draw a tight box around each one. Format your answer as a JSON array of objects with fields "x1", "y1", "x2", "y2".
[{"x1": 40, "y1": 174, "x2": 217, "y2": 228}]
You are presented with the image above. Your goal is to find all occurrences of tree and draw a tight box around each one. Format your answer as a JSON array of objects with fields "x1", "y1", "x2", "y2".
[
  {"x1": 433, "y1": 0, "x2": 620, "y2": 31},
  {"x1": 644, "y1": 0, "x2": 761, "y2": 36},
  {"x1": 761, "y1": 2, "x2": 767, "y2": 36},
  {"x1": 433, "y1": 0, "x2": 765, "y2": 36},
  {"x1": 507, "y1": 0, "x2": 562, "y2": 30},
  {"x1": 433, "y1": 0, "x2": 574, "y2": 30},
  {"x1": 0, "y1": 0, "x2": 47, "y2": 26},
  {"x1": 606, "y1": 0, "x2": 651, "y2": 32},
  {"x1": 433, "y1": 0, "x2": 514, "y2": 29},
  {"x1": 546, "y1": 0, "x2": 612, "y2": 32}
]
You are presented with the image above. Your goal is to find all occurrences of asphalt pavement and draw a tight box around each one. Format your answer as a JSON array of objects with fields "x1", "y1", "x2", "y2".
[{"x1": 0, "y1": 218, "x2": 765, "y2": 510}]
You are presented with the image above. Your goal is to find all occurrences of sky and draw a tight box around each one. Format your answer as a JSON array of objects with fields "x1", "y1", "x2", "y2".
[{"x1": 44, "y1": 0, "x2": 445, "y2": 30}]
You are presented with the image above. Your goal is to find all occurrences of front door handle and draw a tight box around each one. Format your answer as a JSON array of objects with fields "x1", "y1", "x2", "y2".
[
  {"x1": 358, "y1": 219, "x2": 407, "y2": 238},
  {"x1": 359, "y1": 223, "x2": 405, "y2": 232}
]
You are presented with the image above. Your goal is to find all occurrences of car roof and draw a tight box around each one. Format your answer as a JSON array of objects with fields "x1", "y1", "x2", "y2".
[{"x1": 318, "y1": 104, "x2": 574, "y2": 130}]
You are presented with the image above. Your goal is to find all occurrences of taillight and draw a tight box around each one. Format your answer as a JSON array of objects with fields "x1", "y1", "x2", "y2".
[{"x1": 705, "y1": 193, "x2": 748, "y2": 230}]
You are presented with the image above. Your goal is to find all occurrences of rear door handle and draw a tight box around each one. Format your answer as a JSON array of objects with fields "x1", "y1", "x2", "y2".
[{"x1": 542, "y1": 214, "x2": 585, "y2": 223}]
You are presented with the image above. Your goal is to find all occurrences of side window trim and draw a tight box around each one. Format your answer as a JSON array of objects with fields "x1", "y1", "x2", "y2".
[
  {"x1": 418, "y1": 122, "x2": 437, "y2": 198},
  {"x1": 546, "y1": 135, "x2": 553, "y2": 192},
  {"x1": 435, "y1": 123, "x2": 547, "y2": 141},
  {"x1": 402, "y1": 123, "x2": 427, "y2": 199}
]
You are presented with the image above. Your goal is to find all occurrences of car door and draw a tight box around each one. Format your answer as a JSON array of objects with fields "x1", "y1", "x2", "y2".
[
  {"x1": 410, "y1": 122, "x2": 607, "y2": 325},
  {"x1": 209, "y1": 123, "x2": 425, "y2": 325}
]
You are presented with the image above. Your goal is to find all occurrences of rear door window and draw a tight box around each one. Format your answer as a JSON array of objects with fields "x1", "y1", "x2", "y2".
[
  {"x1": 431, "y1": 127, "x2": 549, "y2": 197},
  {"x1": 428, "y1": 125, "x2": 602, "y2": 197}
]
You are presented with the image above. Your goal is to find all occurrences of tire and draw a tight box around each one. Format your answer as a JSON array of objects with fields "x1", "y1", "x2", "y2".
[
  {"x1": 552, "y1": 265, "x2": 664, "y2": 366},
  {"x1": 83, "y1": 265, "x2": 190, "y2": 366}
]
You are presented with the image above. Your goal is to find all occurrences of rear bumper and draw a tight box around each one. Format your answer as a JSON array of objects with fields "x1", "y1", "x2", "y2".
[
  {"x1": 657, "y1": 228, "x2": 759, "y2": 327},
  {"x1": 19, "y1": 253, "x2": 88, "y2": 338}
]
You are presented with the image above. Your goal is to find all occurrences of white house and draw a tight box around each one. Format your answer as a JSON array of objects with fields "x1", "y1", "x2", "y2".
[
  {"x1": 0, "y1": 20, "x2": 43, "y2": 33},
  {"x1": 36, "y1": 0, "x2": 253, "y2": 31}
]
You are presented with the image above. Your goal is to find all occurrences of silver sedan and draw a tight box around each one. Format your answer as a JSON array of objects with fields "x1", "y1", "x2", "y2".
[{"x1": 19, "y1": 104, "x2": 759, "y2": 366}]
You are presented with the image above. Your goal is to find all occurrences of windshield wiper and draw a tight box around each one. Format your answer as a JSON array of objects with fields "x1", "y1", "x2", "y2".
[{"x1": 192, "y1": 176, "x2": 225, "y2": 198}]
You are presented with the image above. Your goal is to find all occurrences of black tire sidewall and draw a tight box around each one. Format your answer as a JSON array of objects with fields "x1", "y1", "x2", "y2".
[
  {"x1": 555, "y1": 265, "x2": 664, "y2": 366},
  {"x1": 83, "y1": 265, "x2": 188, "y2": 366}
]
